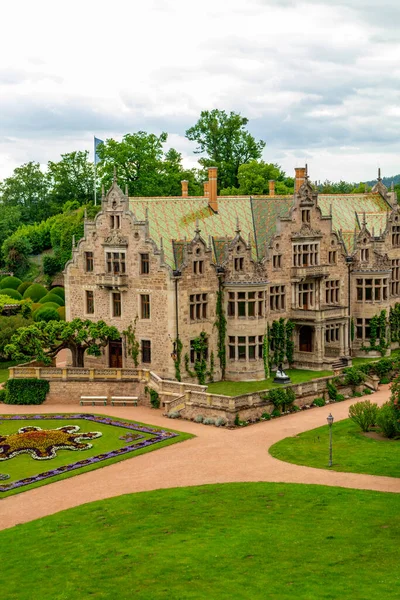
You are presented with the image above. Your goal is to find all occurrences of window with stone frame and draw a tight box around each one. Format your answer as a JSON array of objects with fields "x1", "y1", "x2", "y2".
[
  {"x1": 227, "y1": 290, "x2": 265, "y2": 318},
  {"x1": 298, "y1": 282, "x2": 314, "y2": 309},
  {"x1": 106, "y1": 252, "x2": 126, "y2": 274},
  {"x1": 325, "y1": 280, "x2": 340, "y2": 305},
  {"x1": 392, "y1": 223, "x2": 400, "y2": 247},
  {"x1": 356, "y1": 318, "x2": 371, "y2": 340},
  {"x1": 140, "y1": 253, "x2": 150, "y2": 275},
  {"x1": 360, "y1": 248, "x2": 370, "y2": 262},
  {"x1": 269, "y1": 285, "x2": 285, "y2": 311},
  {"x1": 234, "y1": 257, "x2": 244, "y2": 271},
  {"x1": 325, "y1": 324, "x2": 339, "y2": 343},
  {"x1": 301, "y1": 209, "x2": 311, "y2": 223},
  {"x1": 328, "y1": 250, "x2": 337, "y2": 265},
  {"x1": 140, "y1": 294, "x2": 150, "y2": 319},
  {"x1": 112, "y1": 292, "x2": 121, "y2": 317},
  {"x1": 110, "y1": 215, "x2": 121, "y2": 230},
  {"x1": 85, "y1": 290, "x2": 94, "y2": 314},
  {"x1": 228, "y1": 335, "x2": 263, "y2": 360},
  {"x1": 391, "y1": 259, "x2": 400, "y2": 296},
  {"x1": 85, "y1": 252, "x2": 94, "y2": 272},
  {"x1": 193, "y1": 260, "x2": 204, "y2": 275},
  {"x1": 293, "y1": 243, "x2": 319, "y2": 267},
  {"x1": 356, "y1": 278, "x2": 388, "y2": 302},
  {"x1": 272, "y1": 254, "x2": 282, "y2": 269},
  {"x1": 189, "y1": 338, "x2": 208, "y2": 363},
  {"x1": 141, "y1": 340, "x2": 151, "y2": 363},
  {"x1": 189, "y1": 293, "x2": 208, "y2": 321}
]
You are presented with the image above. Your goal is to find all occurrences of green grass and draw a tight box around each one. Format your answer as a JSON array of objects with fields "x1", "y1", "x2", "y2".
[
  {"x1": 0, "y1": 360, "x2": 19, "y2": 384},
  {"x1": 0, "y1": 414, "x2": 192, "y2": 497},
  {"x1": 1, "y1": 482, "x2": 399, "y2": 599},
  {"x1": 352, "y1": 348, "x2": 400, "y2": 368},
  {"x1": 207, "y1": 368, "x2": 333, "y2": 396},
  {"x1": 270, "y1": 418, "x2": 400, "y2": 477}
]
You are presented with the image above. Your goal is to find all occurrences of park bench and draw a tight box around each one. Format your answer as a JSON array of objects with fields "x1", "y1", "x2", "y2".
[
  {"x1": 110, "y1": 396, "x2": 138, "y2": 407},
  {"x1": 80, "y1": 396, "x2": 108, "y2": 406}
]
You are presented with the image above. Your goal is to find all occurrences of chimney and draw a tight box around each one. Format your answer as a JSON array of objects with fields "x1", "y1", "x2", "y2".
[
  {"x1": 269, "y1": 180, "x2": 275, "y2": 196},
  {"x1": 295, "y1": 167, "x2": 306, "y2": 193},
  {"x1": 181, "y1": 180, "x2": 188, "y2": 197},
  {"x1": 208, "y1": 167, "x2": 218, "y2": 212},
  {"x1": 204, "y1": 180, "x2": 209, "y2": 198}
]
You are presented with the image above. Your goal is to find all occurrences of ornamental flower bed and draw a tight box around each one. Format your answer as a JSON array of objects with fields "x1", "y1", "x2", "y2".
[{"x1": 0, "y1": 414, "x2": 178, "y2": 493}]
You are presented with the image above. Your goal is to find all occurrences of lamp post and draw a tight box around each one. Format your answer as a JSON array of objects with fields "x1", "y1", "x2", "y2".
[{"x1": 327, "y1": 413, "x2": 334, "y2": 467}]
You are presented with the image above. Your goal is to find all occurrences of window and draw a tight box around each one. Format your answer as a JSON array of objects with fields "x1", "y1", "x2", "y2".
[
  {"x1": 112, "y1": 292, "x2": 121, "y2": 317},
  {"x1": 189, "y1": 338, "x2": 208, "y2": 363},
  {"x1": 298, "y1": 282, "x2": 314, "y2": 309},
  {"x1": 269, "y1": 286, "x2": 285, "y2": 311},
  {"x1": 141, "y1": 294, "x2": 150, "y2": 319},
  {"x1": 140, "y1": 253, "x2": 149, "y2": 275},
  {"x1": 325, "y1": 324, "x2": 339, "y2": 343},
  {"x1": 392, "y1": 259, "x2": 400, "y2": 296},
  {"x1": 110, "y1": 215, "x2": 121, "y2": 229},
  {"x1": 227, "y1": 290, "x2": 265, "y2": 318},
  {"x1": 392, "y1": 224, "x2": 400, "y2": 247},
  {"x1": 356, "y1": 318, "x2": 371, "y2": 340},
  {"x1": 302, "y1": 209, "x2": 311, "y2": 223},
  {"x1": 86, "y1": 290, "x2": 94, "y2": 314},
  {"x1": 234, "y1": 257, "x2": 244, "y2": 271},
  {"x1": 141, "y1": 340, "x2": 151, "y2": 363},
  {"x1": 328, "y1": 251, "x2": 337, "y2": 265},
  {"x1": 360, "y1": 248, "x2": 369, "y2": 262},
  {"x1": 193, "y1": 260, "x2": 204, "y2": 275},
  {"x1": 273, "y1": 254, "x2": 282, "y2": 269},
  {"x1": 325, "y1": 280, "x2": 340, "y2": 305},
  {"x1": 189, "y1": 293, "x2": 208, "y2": 320},
  {"x1": 106, "y1": 252, "x2": 126, "y2": 274},
  {"x1": 356, "y1": 278, "x2": 388, "y2": 302},
  {"x1": 293, "y1": 243, "x2": 319, "y2": 267},
  {"x1": 228, "y1": 336, "x2": 264, "y2": 360},
  {"x1": 85, "y1": 252, "x2": 94, "y2": 272}
]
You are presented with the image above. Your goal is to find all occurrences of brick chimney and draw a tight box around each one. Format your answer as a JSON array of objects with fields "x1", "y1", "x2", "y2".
[
  {"x1": 208, "y1": 167, "x2": 218, "y2": 212},
  {"x1": 204, "y1": 181, "x2": 209, "y2": 198},
  {"x1": 181, "y1": 180, "x2": 188, "y2": 197},
  {"x1": 295, "y1": 167, "x2": 306, "y2": 193},
  {"x1": 269, "y1": 180, "x2": 275, "y2": 196}
]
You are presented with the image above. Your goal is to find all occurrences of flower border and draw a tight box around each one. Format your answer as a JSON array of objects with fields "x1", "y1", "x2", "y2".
[{"x1": 0, "y1": 414, "x2": 178, "y2": 492}]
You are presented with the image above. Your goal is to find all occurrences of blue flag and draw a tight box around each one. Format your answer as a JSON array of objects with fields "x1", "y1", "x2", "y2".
[{"x1": 94, "y1": 137, "x2": 104, "y2": 165}]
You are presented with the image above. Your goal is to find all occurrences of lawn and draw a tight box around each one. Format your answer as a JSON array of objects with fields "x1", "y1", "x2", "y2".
[
  {"x1": 352, "y1": 348, "x2": 400, "y2": 368},
  {"x1": 1, "y1": 482, "x2": 399, "y2": 600},
  {"x1": 0, "y1": 414, "x2": 192, "y2": 497},
  {"x1": 207, "y1": 368, "x2": 333, "y2": 396},
  {"x1": 0, "y1": 360, "x2": 19, "y2": 384},
  {"x1": 269, "y1": 418, "x2": 400, "y2": 477}
]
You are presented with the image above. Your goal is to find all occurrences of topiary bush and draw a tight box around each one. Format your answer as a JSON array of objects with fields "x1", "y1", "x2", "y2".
[
  {"x1": 40, "y1": 293, "x2": 64, "y2": 306},
  {"x1": 51, "y1": 287, "x2": 65, "y2": 300},
  {"x1": 349, "y1": 400, "x2": 379, "y2": 432},
  {"x1": 313, "y1": 397, "x2": 325, "y2": 407},
  {"x1": 194, "y1": 414, "x2": 204, "y2": 423},
  {"x1": 39, "y1": 302, "x2": 62, "y2": 311},
  {"x1": 17, "y1": 281, "x2": 33, "y2": 295},
  {"x1": 23, "y1": 284, "x2": 47, "y2": 302},
  {"x1": 0, "y1": 276, "x2": 22, "y2": 290},
  {"x1": 33, "y1": 306, "x2": 61, "y2": 322},
  {"x1": 4, "y1": 378, "x2": 49, "y2": 405},
  {"x1": 0, "y1": 288, "x2": 22, "y2": 300},
  {"x1": 57, "y1": 306, "x2": 66, "y2": 320}
]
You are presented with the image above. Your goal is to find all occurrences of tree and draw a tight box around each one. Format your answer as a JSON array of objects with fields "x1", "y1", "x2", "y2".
[
  {"x1": 0, "y1": 206, "x2": 22, "y2": 260},
  {"x1": 220, "y1": 161, "x2": 294, "y2": 196},
  {"x1": 185, "y1": 109, "x2": 266, "y2": 190},
  {"x1": 5, "y1": 318, "x2": 121, "y2": 367},
  {"x1": 0, "y1": 162, "x2": 49, "y2": 223},
  {"x1": 1, "y1": 234, "x2": 32, "y2": 277},
  {"x1": 47, "y1": 151, "x2": 95, "y2": 210},
  {"x1": 0, "y1": 315, "x2": 33, "y2": 359}
]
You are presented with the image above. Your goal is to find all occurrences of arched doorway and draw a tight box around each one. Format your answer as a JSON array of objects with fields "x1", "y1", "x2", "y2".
[{"x1": 299, "y1": 326, "x2": 313, "y2": 353}]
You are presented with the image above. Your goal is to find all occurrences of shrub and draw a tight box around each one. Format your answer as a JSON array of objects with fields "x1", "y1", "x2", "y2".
[
  {"x1": 194, "y1": 414, "x2": 204, "y2": 423},
  {"x1": 268, "y1": 387, "x2": 296, "y2": 412},
  {"x1": 2, "y1": 235, "x2": 32, "y2": 276},
  {"x1": 234, "y1": 413, "x2": 240, "y2": 426},
  {"x1": 40, "y1": 293, "x2": 64, "y2": 306},
  {"x1": 215, "y1": 417, "x2": 227, "y2": 427},
  {"x1": 380, "y1": 376, "x2": 391, "y2": 384},
  {"x1": 0, "y1": 288, "x2": 22, "y2": 300},
  {"x1": 0, "y1": 315, "x2": 33, "y2": 358},
  {"x1": 326, "y1": 381, "x2": 339, "y2": 401},
  {"x1": 363, "y1": 388, "x2": 373, "y2": 395},
  {"x1": 336, "y1": 394, "x2": 345, "y2": 402},
  {"x1": 343, "y1": 367, "x2": 365, "y2": 387},
  {"x1": 352, "y1": 391, "x2": 363, "y2": 398},
  {"x1": 39, "y1": 302, "x2": 62, "y2": 311},
  {"x1": 23, "y1": 284, "x2": 47, "y2": 302},
  {"x1": 349, "y1": 400, "x2": 379, "y2": 432},
  {"x1": 261, "y1": 412, "x2": 271, "y2": 420},
  {"x1": 374, "y1": 358, "x2": 394, "y2": 380},
  {"x1": 149, "y1": 389, "x2": 160, "y2": 409},
  {"x1": 203, "y1": 417, "x2": 216, "y2": 425},
  {"x1": 33, "y1": 307, "x2": 61, "y2": 322},
  {"x1": 0, "y1": 276, "x2": 22, "y2": 290},
  {"x1": 51, "y1": 287, "x2": 65, "y2": 300},
  {"x1": 291, "y1": 404, "x2": 300, "y2": 412},
  {"x1": 376, "y1": 402, "x2": 398, "y2": 438},
  {"x1": 313, "y1": 397, "x2": 325, "y2": 407},
  {"x1": 17, "y1": 281, "x2": 33, "y2": 295},
  {"x1": 4, "y1": 378, "x2": 49, "y2": 405},
  {"x1": 43, "y1": 255, "x2": 63, "y2": 277},
  {"x1": 271, "y1": 408, "x2": 281, "y2": 417},
  {"x1": 167, "y1": 411, "x2": 180, "y2": 419},
  {"x1": 57, "y1": 306, "x2": 66, "y2": 320},
  {"x1": 0, "y1": 389, "x2": 6, "y2": 403}
]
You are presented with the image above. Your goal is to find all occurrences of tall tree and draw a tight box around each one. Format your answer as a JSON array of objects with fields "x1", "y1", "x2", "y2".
[
  {"x1": 185, "y1": 109, "x2": 266, "y2": 190},
  {"x1": 0, "y1": 206, "x2": 21, "y2": 259},
  {"x1": 47, "y1": 151, "x2": 95, "y2": 209},
  {"x1": 0, "y1": 162, "x2": 49, "y2": 223}
]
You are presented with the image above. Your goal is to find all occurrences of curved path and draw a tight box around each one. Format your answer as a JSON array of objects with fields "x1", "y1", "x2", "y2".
[{"x1": 0, "y1": 384, "x2": 399, "y2": 531}]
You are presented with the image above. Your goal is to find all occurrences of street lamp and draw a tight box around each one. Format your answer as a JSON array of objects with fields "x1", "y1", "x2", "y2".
[{"x1": 327, "y1": 413, "x2": 334, "y2": 467}]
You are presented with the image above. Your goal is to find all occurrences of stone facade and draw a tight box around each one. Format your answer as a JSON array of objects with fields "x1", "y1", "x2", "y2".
[{"x1": 64, "y1": 167, "x2": 400, "y2": 382}]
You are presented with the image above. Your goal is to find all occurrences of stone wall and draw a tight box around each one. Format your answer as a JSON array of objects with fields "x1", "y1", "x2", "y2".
[{"x1": 45, "y1": 380, "x2": 147, "y2": 405}]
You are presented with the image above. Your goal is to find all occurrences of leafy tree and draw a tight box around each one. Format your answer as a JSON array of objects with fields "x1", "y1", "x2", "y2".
[
  {"x1": 220, "y1": 161, "x2": 294, "y2": 196},
  {"x1": 5, "y1": 318, "x2": 121, "y2": 367},
  {"x1": 0, "y1": 315, "x2": 33, "y2": 359},
  {"x1": 1, "y1": 235, "x2": 32, "y2": 277},
  {"x1": 185, "y1": 109, "x2": 266, "y2": 190},
  {"x1": 47, "y1": 151, "x2": 95, "y2": 209},
  {"x1": 0, "y1": 162, "x2": 49, "y2": 223},
  {"x1": 0, "y1": 206, "x2": 22, "y2": 259}
]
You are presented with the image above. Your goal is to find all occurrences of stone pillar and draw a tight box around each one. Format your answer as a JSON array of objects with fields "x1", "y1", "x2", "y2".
[
  {"x1": 339, "y1": 323, "x2": 345, "y2": 355},
  {"x1": 315, "y1": 326, "x2": 324, "y2": 362}
]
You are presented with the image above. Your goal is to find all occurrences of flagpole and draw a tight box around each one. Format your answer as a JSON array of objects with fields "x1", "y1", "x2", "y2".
[{"x1": 94, "y1": 136, "x2": 97, "y2": 206}]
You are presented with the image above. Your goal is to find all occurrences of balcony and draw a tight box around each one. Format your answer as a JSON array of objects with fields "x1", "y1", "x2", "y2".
[
  {"x1": 291, "y1": 264, "x2": 330, "y2": 280},
  {"x1": 96, "y1": 273, "x2": 128, "y2": 290},
  {"x1": 290, "y1": 305, "x2": 347, "y2": 321}
]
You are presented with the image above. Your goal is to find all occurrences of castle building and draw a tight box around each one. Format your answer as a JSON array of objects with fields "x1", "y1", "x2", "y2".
[{"x1": 64, "y1": 166, "x2": 399, "y2": 381}]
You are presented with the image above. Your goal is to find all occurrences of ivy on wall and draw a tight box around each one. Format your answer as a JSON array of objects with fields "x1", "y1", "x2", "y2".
[
  {"x1": 123, "y1": 316, "x2": 139, "y2": 367},
  {"x1": 184, "y1": 331, "x2": 210, "y2": 385},
  {"x1": 361, "y1": 309, "x2": 389, "y2": 356},
  {"x1": 266, "y1": 318, "x2": 295, "y2": 370},
  {"x1": 389, "y1": 304, "x2": 400, "y2": 342},
  {"x1": 214, "y1": 289, "x2": 227, "y2": 379},
  {"x1": 174, "y1": 338, "x2": 183, "y2": 382}
]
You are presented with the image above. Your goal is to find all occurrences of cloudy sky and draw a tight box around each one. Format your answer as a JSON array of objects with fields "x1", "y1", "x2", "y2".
[{"x1": 1, "y1": 0, "x2": 400, "y2": 183}]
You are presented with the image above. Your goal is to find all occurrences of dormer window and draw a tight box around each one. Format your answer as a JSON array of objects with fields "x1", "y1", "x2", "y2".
[
  {"x1": 234, "y1": 257, "x2": 244, "y2": 271},
  {"x1": 360, "y1": 248, "x2": 369, "y2": 262},
  {"x1": 110, "y1": 215, "x2": 120, "y2": 229},
  {"x1": 302, "y1": 209, "x2": 311, "y2": 223}
]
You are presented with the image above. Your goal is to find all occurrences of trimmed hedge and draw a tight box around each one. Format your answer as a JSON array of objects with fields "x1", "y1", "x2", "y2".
[
  {"x1": 4, "y1": 378, "x2": 49, "y2": 405},
  {"x1": 40, "y1": 293, "x2": 64, "y2": 306},
  {"x1": 39, "y1": 302, "x2": 63, "y2": 311},
  {"x1": 33, "y1": 307, "x2": 61, "y2": 322},
  {"x1": 17, "y1": 281, "x2": 33, "y2": 295},
  {"x1": 0, "y1": 288, "x2": 23, "y2": 300},
  {"x1": 51, "y1": 287, "x2": 65, "y2": 300},
  {"x1": 0, "y1": 276, "x2": 22, "y2": 290},
  {"x1": 23, "y1": 284, "x2": 47, "y2": 302}
]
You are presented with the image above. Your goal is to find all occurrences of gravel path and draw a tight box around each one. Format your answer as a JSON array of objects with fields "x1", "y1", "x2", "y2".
[{"x1": 0, "y1": 384, "x2": 399, "y2": 532}]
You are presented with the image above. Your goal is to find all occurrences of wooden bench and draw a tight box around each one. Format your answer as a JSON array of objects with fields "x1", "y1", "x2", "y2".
[
  {"x1": 80, "y1": 396, "x2": 108, "y2": 406},
  {"x1": 110, "y1": 396, "x2": 138, "y2": 407}
]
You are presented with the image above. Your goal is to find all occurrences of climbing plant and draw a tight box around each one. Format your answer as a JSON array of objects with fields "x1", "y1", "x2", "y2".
[
  {"x1": 185, "y1": 331, "x2": 209, "y2": 385},
  {"x1": 207, "y1": 350, "x2": 215, "y2": 382},
  {"x1": 214, "y1": 289, "x2": 227, "y2": 379},
  {"x1": 263, "y1": 323, "x2": 270, "y2": 379},
  {"x1": 350, "y1": 318, "x2": 355, "y2": 342},
  {"x1": 389, "y1": 304, "x2": 400, "y2": 342},
  {"x1": 361, "y1": 310, "x2": 389, "y2": 356},
  {"x1": 174, "y1": 338, "x2": 183, "y2": 382},
  {"x1": 285, "y1": 320, "x2": 295, "y2": 365},
  {"x1": 267, "y1": 318, "x2": 295, "y2": 369},
  {"x1": 123, "y1": 316, "x2": 139, "y2": 367}
]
